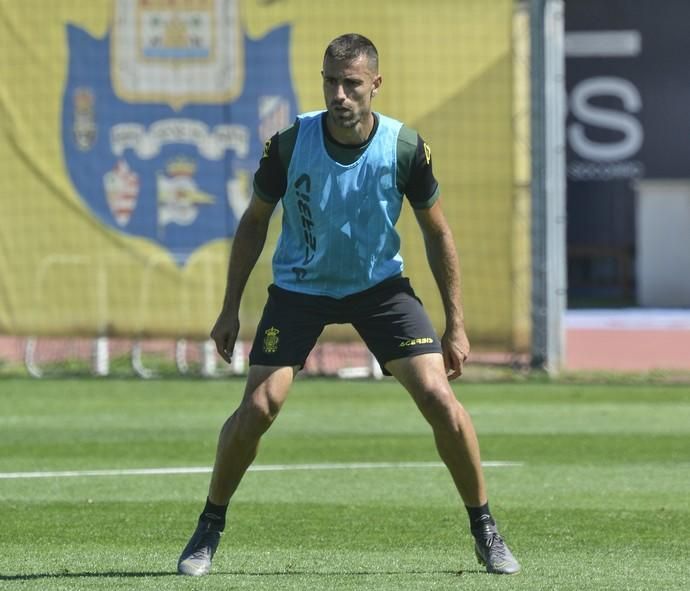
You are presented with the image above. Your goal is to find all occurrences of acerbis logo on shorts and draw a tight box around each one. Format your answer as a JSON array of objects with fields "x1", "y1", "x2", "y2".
[
  {"x1": 399, "y1": 337, "x2": 434, "y2": 348},
  {"x1": 263, "y1": 327, "x2": 280, "y2": 353}
]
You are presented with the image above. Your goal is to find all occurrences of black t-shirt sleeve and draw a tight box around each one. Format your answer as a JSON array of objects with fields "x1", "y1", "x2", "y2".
[
  {"x1": 404, "y1": 134, "x2": 440, "y2": 209},
  {"x1": 253, "y1": 133, "x2": 287, "y2": 203}
]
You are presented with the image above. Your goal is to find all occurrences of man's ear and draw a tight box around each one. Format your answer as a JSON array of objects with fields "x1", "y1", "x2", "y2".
[{"x1": 371, "y1": 75, "x2": 382, "y2": 97}]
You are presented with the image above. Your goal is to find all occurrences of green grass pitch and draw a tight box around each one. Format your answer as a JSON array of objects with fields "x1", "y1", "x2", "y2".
[{"x1": 1, "y1": 377, "x2": 689, "y2": 590}]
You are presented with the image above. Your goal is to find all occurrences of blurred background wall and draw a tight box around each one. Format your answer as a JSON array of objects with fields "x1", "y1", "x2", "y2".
[{"x1": 0, "y1": 0, "x2": 688, "y2": 376}]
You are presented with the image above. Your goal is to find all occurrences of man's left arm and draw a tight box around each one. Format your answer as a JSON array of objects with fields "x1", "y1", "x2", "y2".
[{"x1": 413, "y1": 200, "x2": 470, "y2": 379}]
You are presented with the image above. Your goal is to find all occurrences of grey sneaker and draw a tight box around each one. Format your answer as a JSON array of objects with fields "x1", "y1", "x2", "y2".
[
  {"x1": 472, "y1": 516, "x2": 521, "y2": 575},
  {"x1": 177, "y1": 520, "x2": 222, "y2": 576}
]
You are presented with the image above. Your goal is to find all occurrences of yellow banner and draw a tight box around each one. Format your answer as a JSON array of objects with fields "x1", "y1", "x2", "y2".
[{"x1": 0, "y1": 0, "x2": 522, "y2": 348}]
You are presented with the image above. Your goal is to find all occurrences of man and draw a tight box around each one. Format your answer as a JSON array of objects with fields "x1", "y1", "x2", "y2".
[{"x1": 178, "y1": 33, "x2": 520, "y2": 576}]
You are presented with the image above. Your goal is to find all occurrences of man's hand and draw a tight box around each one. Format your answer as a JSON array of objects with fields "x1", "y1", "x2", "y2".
[
  {"x1": 441, "y1": 325, "x2": 470, "y2": 380},
  {"x1": 210, "y1": 310, "x2": 240, "y2": 364}
]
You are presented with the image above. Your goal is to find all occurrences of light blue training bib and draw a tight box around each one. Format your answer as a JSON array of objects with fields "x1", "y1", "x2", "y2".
[{"x1": 272, "y1": 111, "x2": 405, "y2": 298}]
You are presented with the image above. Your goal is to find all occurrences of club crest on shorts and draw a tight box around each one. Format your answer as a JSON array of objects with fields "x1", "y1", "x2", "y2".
[
  {"x1": 62, "y1": 0, "x2": 297, "y2": 264},
  {"x1": 263, "y1": 327, "x2": 280, "y2": 353}
]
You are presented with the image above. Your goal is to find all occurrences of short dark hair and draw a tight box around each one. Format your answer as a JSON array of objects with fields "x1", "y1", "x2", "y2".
[{"x1": 324, "y1": 33, "x2": 379, "y2": 72}]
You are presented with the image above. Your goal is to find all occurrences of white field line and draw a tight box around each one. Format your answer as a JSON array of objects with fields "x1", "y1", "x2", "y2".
[{"x1": 0, "y1": 461, "x2": 522, "y2": 480}]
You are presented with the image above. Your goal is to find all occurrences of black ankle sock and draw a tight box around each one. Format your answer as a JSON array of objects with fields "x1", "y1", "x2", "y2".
[
  {"x1": 199, "y1": 497, "x2": 228, "y2": 530},
  {"x1": 465, "y1": 502, "x2": 494, "y2": 531}
]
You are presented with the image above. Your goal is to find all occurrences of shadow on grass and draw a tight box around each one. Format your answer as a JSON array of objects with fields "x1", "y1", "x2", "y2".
[
  {"x1": 1, "y1": 568, "x2": 485, "y2": 581},
  {"x1": 0, "y1": 571, "x2": 176, "y2": 581}
]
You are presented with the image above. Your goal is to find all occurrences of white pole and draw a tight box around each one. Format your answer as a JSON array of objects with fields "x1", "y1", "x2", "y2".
[
  {"x1": 530, "y1": 0, "x2": 567, "y2": 374},
  {"x1": 176, "y1": 339, "x2": 189, "y2": 374},
  {"x1": 201, "y1": 338, "x2": 217, "y2": 377},
  {"x1": 544, "y1": 0, "x2": 567, "y2": 374},
  {"x1": 370, "y1": 353, "x2": 383, "y2": 380},
  {"x1": 132, "y1": 341, "x2": 154, "y2": 379},
  {"x1": 92, "y1": 337, "x2": 110, "y2": 377},
  {"x1": 231, "y1": 341, "x2": 245, "y2": 375},
  {"x1": 24, "y1": 337, "x2": 43, "y2": 378}
]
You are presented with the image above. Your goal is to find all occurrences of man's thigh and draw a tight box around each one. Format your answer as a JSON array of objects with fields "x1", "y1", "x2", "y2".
[
  {"x1": 350, "y1": 278, "x2": 442, "y2": 375},
  {"x1": 248, "y1": 285, "x2": 328, "y2": 370}
]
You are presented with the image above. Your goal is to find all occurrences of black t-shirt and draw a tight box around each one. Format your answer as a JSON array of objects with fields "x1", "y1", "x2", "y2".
[{"x1": 253, "y1": 112, "x2": 440, "y2": 208}]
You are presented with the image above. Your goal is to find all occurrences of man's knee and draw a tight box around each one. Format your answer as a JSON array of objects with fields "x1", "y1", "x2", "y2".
[
  {"x1": 415, "y1": 384, "x2": 463, "y2": 430},
  {"x1": 232, "y1": 366, "x2": 294, "y2": 439},
  {"x1": 236, "y1": 388, "x2": 283, "y2": 437}
]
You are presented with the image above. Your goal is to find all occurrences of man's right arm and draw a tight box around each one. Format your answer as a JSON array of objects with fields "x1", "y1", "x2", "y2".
[
  {"x1": 253, "y1": 122, "x2": 299, "y2": 203},
  {"x1": 210, "y1": 194, "x2": 277, "y2": 363}
]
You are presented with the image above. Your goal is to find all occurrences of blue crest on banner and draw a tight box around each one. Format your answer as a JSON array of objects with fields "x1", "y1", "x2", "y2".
[{"x1": 62, "y1": 2, "x2": 297, "y2": 265}]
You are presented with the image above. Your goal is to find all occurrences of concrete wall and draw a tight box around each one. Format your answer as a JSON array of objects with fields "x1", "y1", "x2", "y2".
[{"x1": 636, "y1": 180, "x2": 690, "y2": 307}]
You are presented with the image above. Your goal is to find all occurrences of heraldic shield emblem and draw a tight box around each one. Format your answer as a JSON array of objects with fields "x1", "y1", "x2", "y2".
[{"x1": 62, "y1": 0, "x2": 297, "y2": 264}]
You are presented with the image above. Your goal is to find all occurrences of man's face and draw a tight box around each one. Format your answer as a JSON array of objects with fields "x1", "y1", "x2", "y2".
[{"x1": 322, "y1": 54, "x2": 381, "y2": 131}]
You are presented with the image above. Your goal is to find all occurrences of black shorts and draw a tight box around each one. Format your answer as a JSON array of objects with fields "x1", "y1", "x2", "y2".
[{"x1": 248, "y1": 276, "x2": 442, "y2": 375}]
